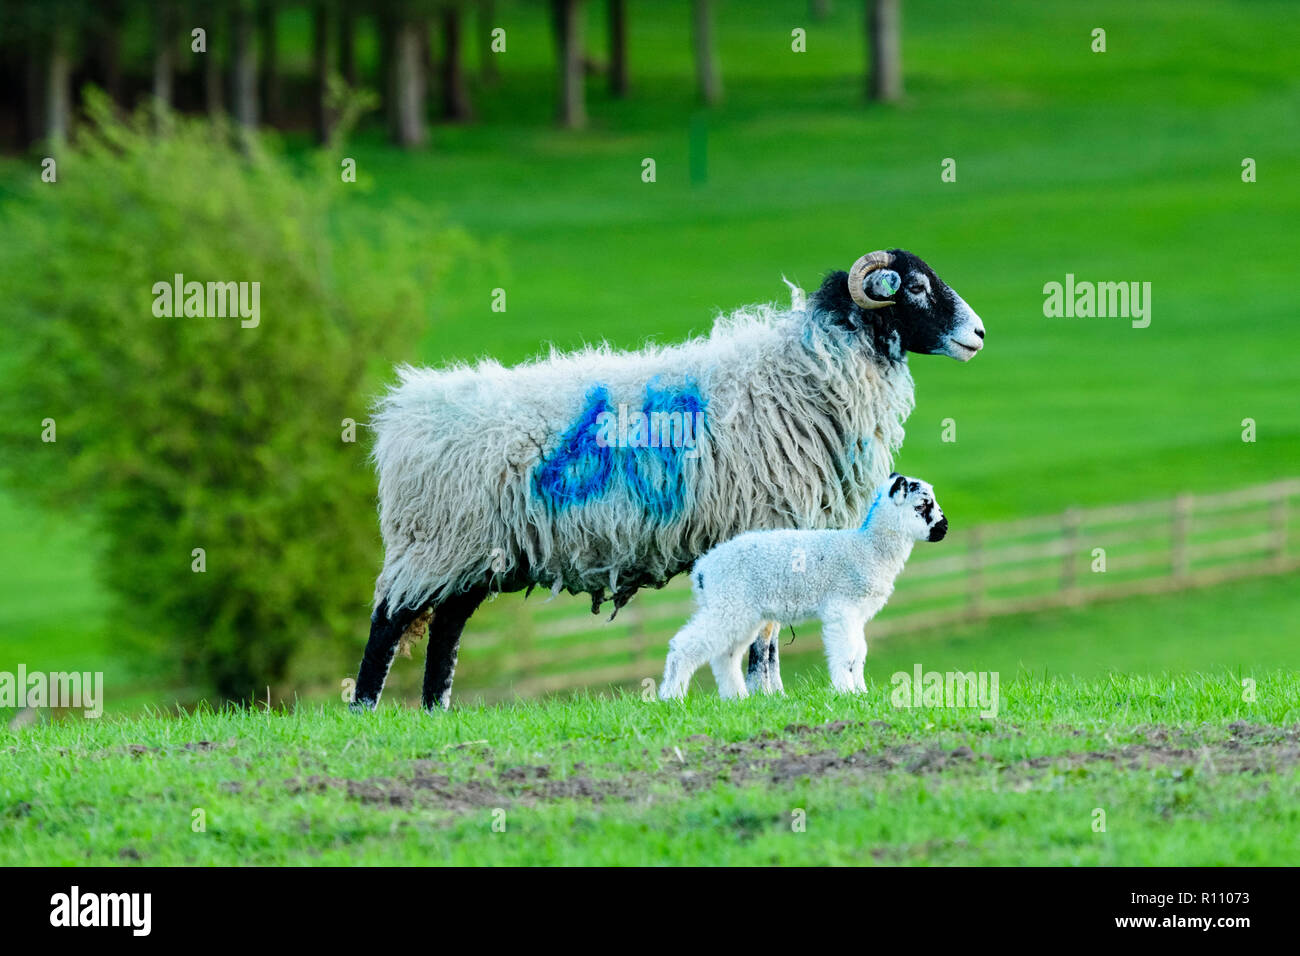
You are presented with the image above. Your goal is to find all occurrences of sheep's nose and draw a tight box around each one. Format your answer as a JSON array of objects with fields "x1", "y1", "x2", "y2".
[
  {"x1": 928, "y1": 516, "x2": 948, "y2": 542},
  {"x1": 974, "y1": 326, "x2": 985, "y2": 339}
]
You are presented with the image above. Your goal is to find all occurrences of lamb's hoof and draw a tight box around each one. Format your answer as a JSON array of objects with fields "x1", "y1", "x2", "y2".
[{"x1": 348, "y1": 697, "x2": 377, "y2": 714}]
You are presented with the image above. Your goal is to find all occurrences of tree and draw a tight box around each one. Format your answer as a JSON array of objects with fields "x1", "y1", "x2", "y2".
[
  {"x1": 478, "y1": 0, "x2": 499, "y2": 84},
  {"x1": 867, "y1": 0, "x2": 902, "y2": 102},
  {"x1": 392, "y1": 15, "x2": 428, "y2": 146},
  {"x1": 0, "y1": 95, "x2": 466, "y2": 702},
  {"x1": 312, "y1": 0, "x2": 334, "y2": 142},
  {"x1": 440, "y1": 3, "x2": 473, "y2": 121},
  {"x1": 691, "y1": 0, "x2": 721, "y2": 106},
  {"x1": 338, "y1": 4, "x2": 358, "y2": 86},
  {"x1": 551, "y1": 0, "x2": 586, "y2": 128},
  {"x1": 153, "y1": 0, "x2": 177, "y2": 115},
  {"x1": 231, "y1": 0, "x2": 259, "y2": 127},
  {"x1": 259, "y1": 0, "x2": 281, "y2": 124},
  {"x1": 608, "y1": 0, "x2": 627, "y2": 97}
]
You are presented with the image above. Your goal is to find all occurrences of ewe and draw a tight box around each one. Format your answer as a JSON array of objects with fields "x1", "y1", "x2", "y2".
[
  {"x1": 659, "y1": 475, "x2": 947, "y2": 700},
  {"x1": 354, "y1": 251, "x2": 983, "y2": 712}
]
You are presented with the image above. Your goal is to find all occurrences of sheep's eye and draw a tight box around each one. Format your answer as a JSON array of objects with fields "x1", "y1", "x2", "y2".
[{"x1": 908, "y1": 284, "x2": 926, "y2": 295}]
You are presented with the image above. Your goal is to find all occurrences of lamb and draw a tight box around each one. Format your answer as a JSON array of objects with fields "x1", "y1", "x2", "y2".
[
  {"x1": 352, "y1": 249, "x2": 985, "y2": 712},
  {"x1": 660, "y1": 474, "x2": 948, "y2": 699}
]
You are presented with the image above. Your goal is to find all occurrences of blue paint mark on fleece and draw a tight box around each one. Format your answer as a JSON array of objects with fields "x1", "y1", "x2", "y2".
[
  {"x1": 532, "y1": 380, "x2": 708, "y2": 520},
  {"x1": 622, "y1": 381, "x2": 707, "y2": 521},
  {"x1": 532, "y1": 385, "x2": 615, "y2": 511},
  {"x1": 859, "y1": 490, "x2": 884, "y2": 532}
]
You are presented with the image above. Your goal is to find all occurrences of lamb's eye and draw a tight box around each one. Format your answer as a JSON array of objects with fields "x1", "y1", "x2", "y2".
[{"x1": 908, "y1": 284, "x2": 926, "y2": 295}]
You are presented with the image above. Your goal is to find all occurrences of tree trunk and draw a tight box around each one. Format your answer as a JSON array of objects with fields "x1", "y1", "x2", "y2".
[
  {"x1": 440, "y1": 6, "x2": 473, "y2": 121},
  {"x1": 21, "y1": 50, "x2": 44, "y2": 148},
  {"x1": 312, "y1": 1, "x2": 332, "y2": 142},
  {"x1": 379, "y1": 10, "x2": 398, "y2": 140},
  {"x1": 231, "y1": 2, "x2": 259, "y2": 127},
  {"x1": 46, "y1": 26, "x2": 73, "y2": 145},
  {"x1": 152, "y1": 0, "x2": 175, "y2": 113},
  {"x1": 259, "y1": 0, "x2": 280, "y2": 124},
  {"x1": 338, "y1": 6, "x2": 357, "y2": 86},
  {"x1": 551, "y1": 0, "x2": 586, "y2": 129},
  {"x1": 479, "y1": 0, "x2": 499, "y2": 83},
  {"x1": 691, "y1": 0, "x2": 721, "y2": 106},
  {"x1": 608, "y1": 0, "x2": 627, "y2": 97},
  {"x1": 868, "y1": 0, "x2": 902, "y2": 102},
  {"x1": 205, "y1": 19, "x2": 225, "y2": 118},
  {"x1": 94, "y1": 1, "x2": 126, "y2": 105},
  {"x1": 392, "y1": 19, "x2": 427, "y2": 147}
]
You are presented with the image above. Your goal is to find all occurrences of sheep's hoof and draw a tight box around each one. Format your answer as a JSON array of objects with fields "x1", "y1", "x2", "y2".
[{"x1": 348, "y1": 697, "x2": 377, "y2": 714}]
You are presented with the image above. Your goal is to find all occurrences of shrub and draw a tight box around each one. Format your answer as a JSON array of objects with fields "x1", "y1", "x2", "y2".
[{"x1": 0, "y1": 93, "x2": 469, "y2": 702}]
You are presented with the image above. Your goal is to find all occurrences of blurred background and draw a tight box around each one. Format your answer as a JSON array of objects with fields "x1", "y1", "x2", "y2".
[{"x1": 0, "y1": 0, "x2": 1296, "y2": 715}]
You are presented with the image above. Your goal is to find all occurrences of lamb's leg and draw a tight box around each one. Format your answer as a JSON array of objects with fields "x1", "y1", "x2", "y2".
[
  {"x1": 422, "y1": 586, "x2": 488, "y2": 712},
  {"x1": 710, "y1": 640, "x2": 751, "y2": 700},
  {"x1": 850, "y1": 632, "x2": 868, "y2": 693},
  {"x1": 819, "y1": 602, "x2": 866, "y2": 694},
  {"x1": 767, "y1": 632, "x2": 784, "y2": 694},
  {"x1": 661, "y1": 612, "x2": 726, "y2": 700},
  {"x1": 745, "y1": 621, "x2": 783, "y2": 695},
  {"x1": 350, "y1": 599, "x2": 426, "y2": 712}
]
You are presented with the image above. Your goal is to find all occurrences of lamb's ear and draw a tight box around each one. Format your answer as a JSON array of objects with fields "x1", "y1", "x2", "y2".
[{"x1": 889, "y1": 474, "x2": 908, "y2": 499}]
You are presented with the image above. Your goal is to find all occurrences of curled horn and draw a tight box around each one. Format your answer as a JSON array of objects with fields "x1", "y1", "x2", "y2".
[{"x1": 847, "y1": 250, "x2": 896, "y2": 309}]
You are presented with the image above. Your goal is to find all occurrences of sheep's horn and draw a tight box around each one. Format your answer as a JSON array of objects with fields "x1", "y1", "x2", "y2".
[{"x1": 848, "y1": 250, "x2": 896, "y2": 309}]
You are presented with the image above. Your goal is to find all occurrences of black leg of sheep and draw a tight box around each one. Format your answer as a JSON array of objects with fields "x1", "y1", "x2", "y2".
[
  {"x1": 421, "y1": 586, "x2": 488, "y2": 712},
  {"x1": 350, "y1": 599, "x2": 426, "y2": 711}
]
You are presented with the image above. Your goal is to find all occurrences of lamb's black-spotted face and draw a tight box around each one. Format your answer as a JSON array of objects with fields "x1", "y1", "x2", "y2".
[
  {"x1": 887, "y1": 473, "x2": 948, "y2": 542},
  {"x1": 816, "y1": 249, "x2": 986, "y2": 362}
]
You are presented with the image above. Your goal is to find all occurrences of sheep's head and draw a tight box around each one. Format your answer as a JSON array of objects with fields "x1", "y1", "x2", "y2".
[{"x1": 821, "y1": 249, "x2": 985, "y2": 362}]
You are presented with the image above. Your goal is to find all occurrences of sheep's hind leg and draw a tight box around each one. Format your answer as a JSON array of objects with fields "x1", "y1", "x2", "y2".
[
  {"x1": 350, "y1": 599, "x2": 426, "y2": 712},
  {"x1": 745, "y1": 621, "x2": 784, "y2": 695},
  {"x1": 422, "y1": 586, "x2": 488, "y2": 712}
]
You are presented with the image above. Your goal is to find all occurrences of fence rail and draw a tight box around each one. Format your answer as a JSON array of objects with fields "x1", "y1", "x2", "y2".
[{"x1": 455, "y1": 478, "x2": 1300, "y2": 698}]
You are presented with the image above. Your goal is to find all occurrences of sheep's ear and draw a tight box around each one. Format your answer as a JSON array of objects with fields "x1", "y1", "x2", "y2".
[
  {"x1": 864, "y1": 269, "x2": 901, "y2": 303},
  {"x1": 889, "y1": 474, "x2": 908, "y2": 499}
]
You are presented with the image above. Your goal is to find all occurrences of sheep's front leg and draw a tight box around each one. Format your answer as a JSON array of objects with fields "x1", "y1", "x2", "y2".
[{"x1": 745, "y1": 621, "x2": 784, "y2": 695}]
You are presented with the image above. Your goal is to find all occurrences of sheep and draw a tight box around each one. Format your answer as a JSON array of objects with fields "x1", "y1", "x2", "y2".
[
  {"x1": 659, "y1": 474, "x2": 948, "y2": 700},
  {"x1": 351, "y1": 249, "x2": 985, "y2": 712}
]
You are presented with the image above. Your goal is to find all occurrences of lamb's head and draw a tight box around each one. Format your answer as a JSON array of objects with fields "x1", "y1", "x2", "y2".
[
  {"x1": 880, "y1": 473, "x2": 948, "y2": 542},
  {"x1": 819, "y1": 249, "x2": 985, "y2": 362}
]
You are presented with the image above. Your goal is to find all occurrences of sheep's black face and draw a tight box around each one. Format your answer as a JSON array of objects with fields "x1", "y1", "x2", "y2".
[{"x1": 815, "y1": 249, "x2": 985, "y2": 362}]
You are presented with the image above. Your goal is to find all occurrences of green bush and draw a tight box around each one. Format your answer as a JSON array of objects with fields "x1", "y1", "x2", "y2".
[{"x1": 0, "y1": 93, "x2": 469, "y2": 702}]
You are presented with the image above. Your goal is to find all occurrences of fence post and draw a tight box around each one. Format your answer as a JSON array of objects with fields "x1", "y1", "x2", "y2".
[
  {"x1": 1172, "y1": 493, "x2": 1193, "y2": 579},
  {"x1": 967, "y1": 526, "x2": 985, "y2": 620},
  {"x1": 1061, "y1": 507, "x2": 1081, "y2": 605}
]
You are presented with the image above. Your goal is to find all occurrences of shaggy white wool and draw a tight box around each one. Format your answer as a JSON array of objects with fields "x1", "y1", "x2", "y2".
[
  {"x1": 369, "y1": 283, "x2": 916, "y2": 613},
  {"x1": 659, "y1": 477, "x2": 946, "y2": 699}
]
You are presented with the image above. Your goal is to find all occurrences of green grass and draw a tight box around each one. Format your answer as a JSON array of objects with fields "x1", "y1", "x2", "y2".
[
  {"x1": 4, "y1": 673, "x2": 1298, "y2": 865},
  {"x1": 1, "y1": 0, "x2": 1298, "y2": 707}
]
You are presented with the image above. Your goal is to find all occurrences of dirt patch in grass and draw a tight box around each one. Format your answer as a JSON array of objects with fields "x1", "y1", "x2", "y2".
[{"x1": 234, "y1": 719, "x2": 1300, "y2": 814}]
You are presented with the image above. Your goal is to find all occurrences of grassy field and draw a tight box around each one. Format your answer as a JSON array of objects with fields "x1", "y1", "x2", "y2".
[
  {"x1": 3, "y1": 673, "x2": 1298, "y2": 865},
  {"x1": 1, "y1": 1, "x2": 1298, "y2": 713}
]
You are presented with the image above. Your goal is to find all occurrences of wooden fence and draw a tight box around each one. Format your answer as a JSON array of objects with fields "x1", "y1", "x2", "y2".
[{"x1": 453, "y1": 478, "x2": 1300, "y2": 698}]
